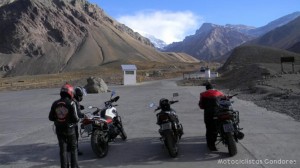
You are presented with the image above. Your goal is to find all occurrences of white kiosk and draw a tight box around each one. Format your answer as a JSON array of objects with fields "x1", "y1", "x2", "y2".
[{"x1": 121, "y1": 64, "x2": 137, "y2": 85}]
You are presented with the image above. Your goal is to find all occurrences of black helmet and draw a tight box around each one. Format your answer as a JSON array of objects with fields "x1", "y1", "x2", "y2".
[
  {"x1": 74, "y1": 86, "x2": 86, "y2": 102},
  {"x1": 205, "y1": 83, "x2": 213, "y2": 90},
  {"x1": 159, "y1": 98, "x2": 170, "y2": 111}
]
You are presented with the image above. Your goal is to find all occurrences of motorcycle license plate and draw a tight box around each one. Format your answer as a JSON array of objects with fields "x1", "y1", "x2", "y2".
[
  {"x1": 84, "y1": 124, "x2": 93, "y2": 133},
  {"x1": 161, "y1": 123, "x2": 172, "y2": 130},
  {"x1": 223, "y1": 123, "x2": 234, "y2": 132}
]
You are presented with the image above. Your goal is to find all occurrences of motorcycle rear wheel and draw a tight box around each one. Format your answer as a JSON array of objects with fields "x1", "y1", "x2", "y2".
[
  {"x1": 225, "y1": 132, "x2": 237, "y2": 156},
  {"x1": 164, "y1": 130, "x2": 178, "y2": 158},
  {"x1": 91, "y1": 130, "x2": 109, "y2": 158}
]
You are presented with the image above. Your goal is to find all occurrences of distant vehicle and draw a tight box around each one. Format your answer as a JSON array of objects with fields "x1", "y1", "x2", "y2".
[{"x1": 200, "y1": 67, "x2": 206, "y2": 72}]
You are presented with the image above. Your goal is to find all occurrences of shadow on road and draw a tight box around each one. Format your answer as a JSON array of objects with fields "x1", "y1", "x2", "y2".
[
  {"x1": 0, "y1": 136, "x2": 230, "y2": 168},
  {"x1": 0, "y1": 143, "x2": 60, "y2": 168},
  {"x1": 77, "y1": 136, "x2": 230, "y2": 167}
]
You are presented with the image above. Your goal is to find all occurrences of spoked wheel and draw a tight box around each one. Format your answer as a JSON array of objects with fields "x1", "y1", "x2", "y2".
[
  {"x1": 91, "y1": 130, "x2": 109, "y2": 158},
  {"x1": 116, "y1": 117, "x2": 127, "y2": 140},
  {"x1": 117, "y1": 123, "x2": 127, "y2": 140}
]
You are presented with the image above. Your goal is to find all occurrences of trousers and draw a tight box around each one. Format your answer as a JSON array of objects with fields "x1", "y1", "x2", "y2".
[{"x1": 57, "y1": 132, "x2": 79, "y2": 168}]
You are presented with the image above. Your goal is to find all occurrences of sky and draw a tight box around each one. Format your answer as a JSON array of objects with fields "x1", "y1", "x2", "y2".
[{"x1": 88, "y1": 0, "x2": 300, "y2": 44}]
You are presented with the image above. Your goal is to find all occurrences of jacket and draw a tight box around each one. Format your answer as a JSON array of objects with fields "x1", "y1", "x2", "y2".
[
  {"x1": 199, "y1": 89, "x2": 224, "y2": 114},
  {"x1": 49, "y1": 97, "x2": 79, "y2": 134}
]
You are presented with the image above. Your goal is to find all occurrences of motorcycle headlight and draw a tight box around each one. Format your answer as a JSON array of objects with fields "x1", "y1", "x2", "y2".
[{"x1": 94, "y1": 120, "x2": 101, "y2": 126}]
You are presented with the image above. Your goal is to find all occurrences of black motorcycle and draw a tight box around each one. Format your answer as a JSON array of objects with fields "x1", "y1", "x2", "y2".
[
  {"x1": 214, "y1": 94, "x2": 244, "y2": 156},
  {"x1": 150, "y1": 93, "x2": 184, "y2": 158},
  {"x1": 80, "y1": 91, "x2": 127, "y2": 158}
]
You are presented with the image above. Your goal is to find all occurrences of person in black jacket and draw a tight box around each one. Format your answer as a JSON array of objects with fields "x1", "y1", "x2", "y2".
[
  {"x1": 199, "y1": 83, "x2": 225, "y2": 151},
  {"x1": 73, "y1": 86, "x2": 86, "y2": 156},
  {"x1": 49, "y1": 84, "x2": 80, "y2": 168}
]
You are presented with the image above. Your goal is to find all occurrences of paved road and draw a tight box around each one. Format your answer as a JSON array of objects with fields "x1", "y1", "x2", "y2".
[{"x1": 0, "y1": 79, "x2": 299, "y2": 168}]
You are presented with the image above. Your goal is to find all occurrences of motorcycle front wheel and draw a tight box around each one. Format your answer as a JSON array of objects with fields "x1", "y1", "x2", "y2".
[
  {"x1": 91, "y1": 129, "x2": 109, "y2": 158},
  {"x1": 116, "y1": 117, "x2": 127, "y2": 140},
  {"x1": 117, "y1": 123, "x2": 127, "y2": 140},
  {"x1": 164, "y1": 130, "x2": 178, "y2": 158}
]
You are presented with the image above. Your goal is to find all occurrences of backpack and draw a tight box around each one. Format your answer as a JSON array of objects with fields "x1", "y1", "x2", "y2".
[{"x1": 55, "y1": 101, "x2": 69, "y2": 124}]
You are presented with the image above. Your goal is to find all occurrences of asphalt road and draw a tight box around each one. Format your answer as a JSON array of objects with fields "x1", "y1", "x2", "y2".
[{"x1": 0, "y1": 79, "x2": 299, "y2": 168}]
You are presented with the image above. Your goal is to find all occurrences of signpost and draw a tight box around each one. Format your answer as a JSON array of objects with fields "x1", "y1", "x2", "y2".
[{"x1": 281, "y1": 57, "x2": 295, "y2": 73}]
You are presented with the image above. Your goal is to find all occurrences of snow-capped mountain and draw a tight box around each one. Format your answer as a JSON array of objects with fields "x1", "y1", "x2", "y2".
[{"x1": 142, "y1": 34, "x2": 167, "y2": 49}]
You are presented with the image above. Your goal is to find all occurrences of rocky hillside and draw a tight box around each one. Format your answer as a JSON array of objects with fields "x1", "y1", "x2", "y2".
[
  {"x1": 0, "y1": 0, "x2": 199, "y2": 76},
  {"x1": 163, "y1": 23, "x2": 253, "y2": 61},
  {"x1": 246, "y1": 12, "x2": 300, "y2": 37},
  {"x1": 248, "y1": 16, "x2": 300, "y2": 50},
  {"x1": 163, "y1": 12, "x2": 300, "y2": 62},
  {"x1": 218, "y1": 45, "x2": 300, "y2": 88}
]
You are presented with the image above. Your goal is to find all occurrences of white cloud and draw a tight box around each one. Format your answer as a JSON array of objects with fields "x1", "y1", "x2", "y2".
[{"x1": 117, "y1": 10, "x2": 203, "y2": 44}]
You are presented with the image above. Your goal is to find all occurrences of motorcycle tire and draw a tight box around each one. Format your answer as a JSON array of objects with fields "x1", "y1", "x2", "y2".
[
  {"x1": 91, "y1": 130, "x2": 109, "y2": 158},
  {"x1": 164, "y1": 130, "x2": 178, "y2": 158},
  {"x1": 225, "y1": 132, "x2": 237, "y2": 156},
  {"x1": 117, "y1": 123, "x2": 127, "y2": 140}
]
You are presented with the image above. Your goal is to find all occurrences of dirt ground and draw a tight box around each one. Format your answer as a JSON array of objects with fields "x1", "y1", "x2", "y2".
[
  {"x1": 177, "y1": 62, "x2": 300, "y2": 121},
  {"x1": 227, "y1": 73, "x2": 300, "y2": 121},
  {"x1": 214, "y1": 63, "x2": 300, "y2": 121}
]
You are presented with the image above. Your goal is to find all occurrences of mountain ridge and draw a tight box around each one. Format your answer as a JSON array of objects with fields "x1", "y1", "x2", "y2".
[
  {"x1": 162, "y1": 11, "x2": 300, "y2": 62},
  {"x1": 0, "y1": 0, "x2": 199, "y2": 76}
]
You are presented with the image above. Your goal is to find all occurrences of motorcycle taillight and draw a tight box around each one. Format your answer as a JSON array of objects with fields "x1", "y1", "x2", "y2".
[
  {"x1": 82, "y1": 119, "x2": 93, "y2": 125},
  {"x1": 217, "y1": 113, "x2": 232, "y2": 120},
  {"x1": 158, "y1": 113, "x2": 169, "y2": 121}
]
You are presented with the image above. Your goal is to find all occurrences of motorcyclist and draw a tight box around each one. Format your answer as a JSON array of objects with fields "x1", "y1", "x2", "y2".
[
  {"x1": 73, "y1": 86, "x2": 86, "y2": 156},
  {"x1": 198, "y1": 82, "x2": 225, "y2": 151},
  {"x1": 49, "y1": 83, "x2": 80, "y2": 168}
]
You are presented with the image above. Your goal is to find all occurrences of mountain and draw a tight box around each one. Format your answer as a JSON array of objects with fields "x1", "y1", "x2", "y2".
[
  {"x1": 218, "y1": 45, "x2": 300, "y2": 89},
  {"x1": 163, "y1": 23, "x2": 253, "y2": 61},
  {"x1": 246, "y1": 12, "x2": 300, "y2": 37},
  {"x1": 163, "y1": 12, "x2": 300, "y2": 62},
  {"x1": 0, "y1": 0, "x2": 198, "y2": 76},
  {"x1": 142, "y1": 34, "x2": 167, "y2": 49},
  {"x1": 248, "y1": 16, "x2": 300, "y2": 50},
  {"x1": 224, "y1": 24, "x2": 256, "y2": 34},
  {"x1": 288, "y1": 41, "x2": 300, "y2": 54}
]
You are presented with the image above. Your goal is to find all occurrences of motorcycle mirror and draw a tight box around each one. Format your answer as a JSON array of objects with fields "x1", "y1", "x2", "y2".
[
  {"x1": 149, "y1": 103, "x2": 155, "y2": 108},
  {"x1": 112, "y1": 96, "x2": 120, "y2": 102},
  {"x1": 111, "y1": 90, "x2": 116, "y2": 97},
  {"x1": 173, "y1": 93, "x2": 179, "y2": 97}
]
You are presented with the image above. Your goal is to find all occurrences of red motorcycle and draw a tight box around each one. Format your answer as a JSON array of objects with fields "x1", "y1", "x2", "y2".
[{"x1": 214, "y1": 94, "x2": 244, "y2": 156}]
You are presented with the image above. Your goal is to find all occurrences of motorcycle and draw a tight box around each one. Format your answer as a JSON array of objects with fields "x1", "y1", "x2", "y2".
[
  {"x1": 80, "y1": 91, "x2": 127, "y2": 158},
  {"x1": 213, "y1": 94, "x2": 244, "y2": 156},
  {"x1": 149, "y1": 93, "x2": 184, "y2": 158}
]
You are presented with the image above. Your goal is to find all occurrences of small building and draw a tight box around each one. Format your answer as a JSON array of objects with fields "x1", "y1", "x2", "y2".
[
  {"x1": 121, "y1": 64, "x2": 137, "y2": 85},
  {"x1": 205, "y1": 68, "x2": 211, "y2": 78}
]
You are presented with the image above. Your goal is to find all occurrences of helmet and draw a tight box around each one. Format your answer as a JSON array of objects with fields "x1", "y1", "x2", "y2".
[
  {"x1": 60, "y1": 83, "x2": 74, "y2": 99},
  {"x1": 159, "y1": 98, "x2": 170, "y2": 111},
  {"x1": 205, "y1": 82, "x2": 213, "y2": 90},
  {"x1": 74, "y1": 86, "x2": 86, "y2": 102}
]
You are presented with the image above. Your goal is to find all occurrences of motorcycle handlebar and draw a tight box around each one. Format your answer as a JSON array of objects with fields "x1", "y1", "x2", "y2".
[
  {"x1": 228, "y1": 94, "x2": 238, "y2": 99},
  {"x1": 154, "y1": 107, "x2": 161, "y2": 112},
  {"x1": 170, "y1": 100, "x2": 179, "y2": 104},
  {"x1": 92, "y1": 108, "x2": 100, "y2": 115}
]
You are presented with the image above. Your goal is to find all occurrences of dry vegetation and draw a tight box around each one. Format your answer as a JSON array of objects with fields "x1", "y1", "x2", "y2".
[{"x1": 0, "y1": 61, "x2": 202, "y2": 91}]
